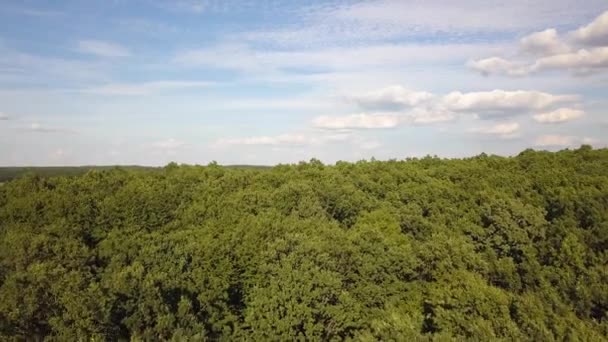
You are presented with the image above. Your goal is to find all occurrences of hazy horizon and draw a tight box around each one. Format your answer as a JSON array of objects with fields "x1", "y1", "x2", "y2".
[{"x1": 0, "y1": 145, "x2": 601, "y2": 168}]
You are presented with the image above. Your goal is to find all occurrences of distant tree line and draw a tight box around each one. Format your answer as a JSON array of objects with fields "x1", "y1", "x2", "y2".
[
  {"x1": 0, "y1": 146, "x2": 606, "y2": 340},
  {"x1": 0, "y1": 166, "x2": 158, "y2": 183}
]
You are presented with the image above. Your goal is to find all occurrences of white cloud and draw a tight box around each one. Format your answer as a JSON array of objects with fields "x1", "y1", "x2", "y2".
[
  {"x1": 520, "y1": 29, "x2": 570, "y2": 55},
  {"x1": 0, "y1": 112, "x2": 8, "y2": 120},
  {"x1": 530, "y1": 47, "x2": 608, "y2": 74},
  {"x1": 471, "y1": 47, "x2": 608, "y2": 76},
  {"x1": 312, "y1": 102, "x2": 457, "y2": 131},
  {"x1": 82, "y1": 81, "x2": 214, "y2": 96},
  {"x1": 77, "y1": 40, "x2": 131, "y2": 58},
  {"x1": 533, "y1": 108, "x2": 585, "y2": 123},
  {"x1": 473, "y1": 122, "x2": 520, "y2": 138},
  {"x1": 350, "y1": 85, "x2": 434, "y2": 110},
  {"x1": 317, "y1": 88, "x2": 580, "y2": 131},
  {"x1": 313, "y1": 113, "x2": 401, "y2": 130},
  {"x1": 572, "y1": 10, "x2": 608, "y2": 46},
  {"x1": 534, "y1": 134, "x2": 577, "y2": 147},
  {"x1": 468, "y1": 57, "x2": 531, "y2": 77},
  {"x1": 442, "y1": 90, "x2": 577, "y2": 113},
  {"x1": 470, "y1": 10, "x2": 608, "y2": 77}
]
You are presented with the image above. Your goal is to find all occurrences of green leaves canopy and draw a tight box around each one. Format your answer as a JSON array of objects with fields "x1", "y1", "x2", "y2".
[{"x1": 1, "y1": 146, "x2": 607, "y2": 340}]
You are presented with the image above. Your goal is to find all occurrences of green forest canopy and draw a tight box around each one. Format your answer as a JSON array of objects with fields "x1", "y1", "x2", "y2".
[
  {"x1": 0, "y1": 165, "x2": 271, "y2": 183},
  {"x1": 0, "y1": 146, "x2": 607, "y2": 340}
]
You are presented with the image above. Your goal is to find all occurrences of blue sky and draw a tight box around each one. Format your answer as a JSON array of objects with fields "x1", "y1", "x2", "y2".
[{"x1": 1, "y1": 0, "x2": 607, "y2": 165}]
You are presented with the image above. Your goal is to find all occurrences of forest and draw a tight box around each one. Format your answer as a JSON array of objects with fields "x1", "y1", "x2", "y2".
[
  {"x1": 0, "y1": 146, "x2": 607, "y2": 341},
  {"x1": 0, "y1": 166, "x2": 158, "y2": 184}
]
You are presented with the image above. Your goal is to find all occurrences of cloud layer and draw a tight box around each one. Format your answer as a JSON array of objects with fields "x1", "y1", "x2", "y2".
[
  {"x1": 312, "y1": 88, "x2": 580, "y2": 133},
  {"x1": 0, "y1": 2, "x2": 605, "y2": 165},
  {"x1": 533, "y1": 108, "x2": 585, "y2": 123},
  {"x1": 470, "y1": 10, "x2": 608, "y2": 76},
  {"x1": 572, "y1": 10, "x2": 608, "y2": 46}
]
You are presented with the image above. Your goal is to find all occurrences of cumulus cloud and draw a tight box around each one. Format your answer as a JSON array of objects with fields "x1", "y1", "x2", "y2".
[
  {"x1": 472, "y1": 47, "x2": 608, "y2": 76},
  {"x1": 442, "y1": 90, "x2": 577, "y2": 113},
  {"x1": 321, "y1": 88, "x2": 579, "y2": 131},
  {"x1": 533, "y1": 108, "x2": 585, "y2": 123},
  {"x1": 469, "y1": 10, "x2": 608, "y2": 77},
  {"x1": 468, "y1": 57, "x2": 531, "y2": 77},
  {"x1": 313, "y1": 103, "x2": 456, "y2": 131},
  {"x1": 77, "y1": 40, "x2": 131, "y2": 57},
  {"x1": 572, "y1": 10, "x2": 608, "y2": 46},
  {"x1": 349, "y1": 85, "x2": 434, "y2": 110},
  {"x1": 530, "y1": 47, "x2": 608, "y2": 75},
  {"x1": 313, "y1": 113, "x2": 401, "y2": 130},
  {"x1": 520, "y1": 29, "x2": 571, "y2": 55}
]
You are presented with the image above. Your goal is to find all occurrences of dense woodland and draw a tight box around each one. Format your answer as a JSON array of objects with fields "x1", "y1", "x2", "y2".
[
  {"x1": 0, "y1": 166, "x2": 270, "y2": 184},
  {"x1": 0, "y1": 167, "x2": 159, "y2": 183},
  {"x1": 0, "y1": 146, "x2": 607, "y2": 341}
]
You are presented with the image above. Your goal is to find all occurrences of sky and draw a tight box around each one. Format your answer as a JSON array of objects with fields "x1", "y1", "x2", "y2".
[{"x1": 0, "y1": 0, "x2": 607, "y2": 166}]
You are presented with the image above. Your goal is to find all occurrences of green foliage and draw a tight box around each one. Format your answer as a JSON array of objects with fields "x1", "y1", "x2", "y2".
[{"x1": 1, "y1": 148, "x2": 607, "y2": 340}]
